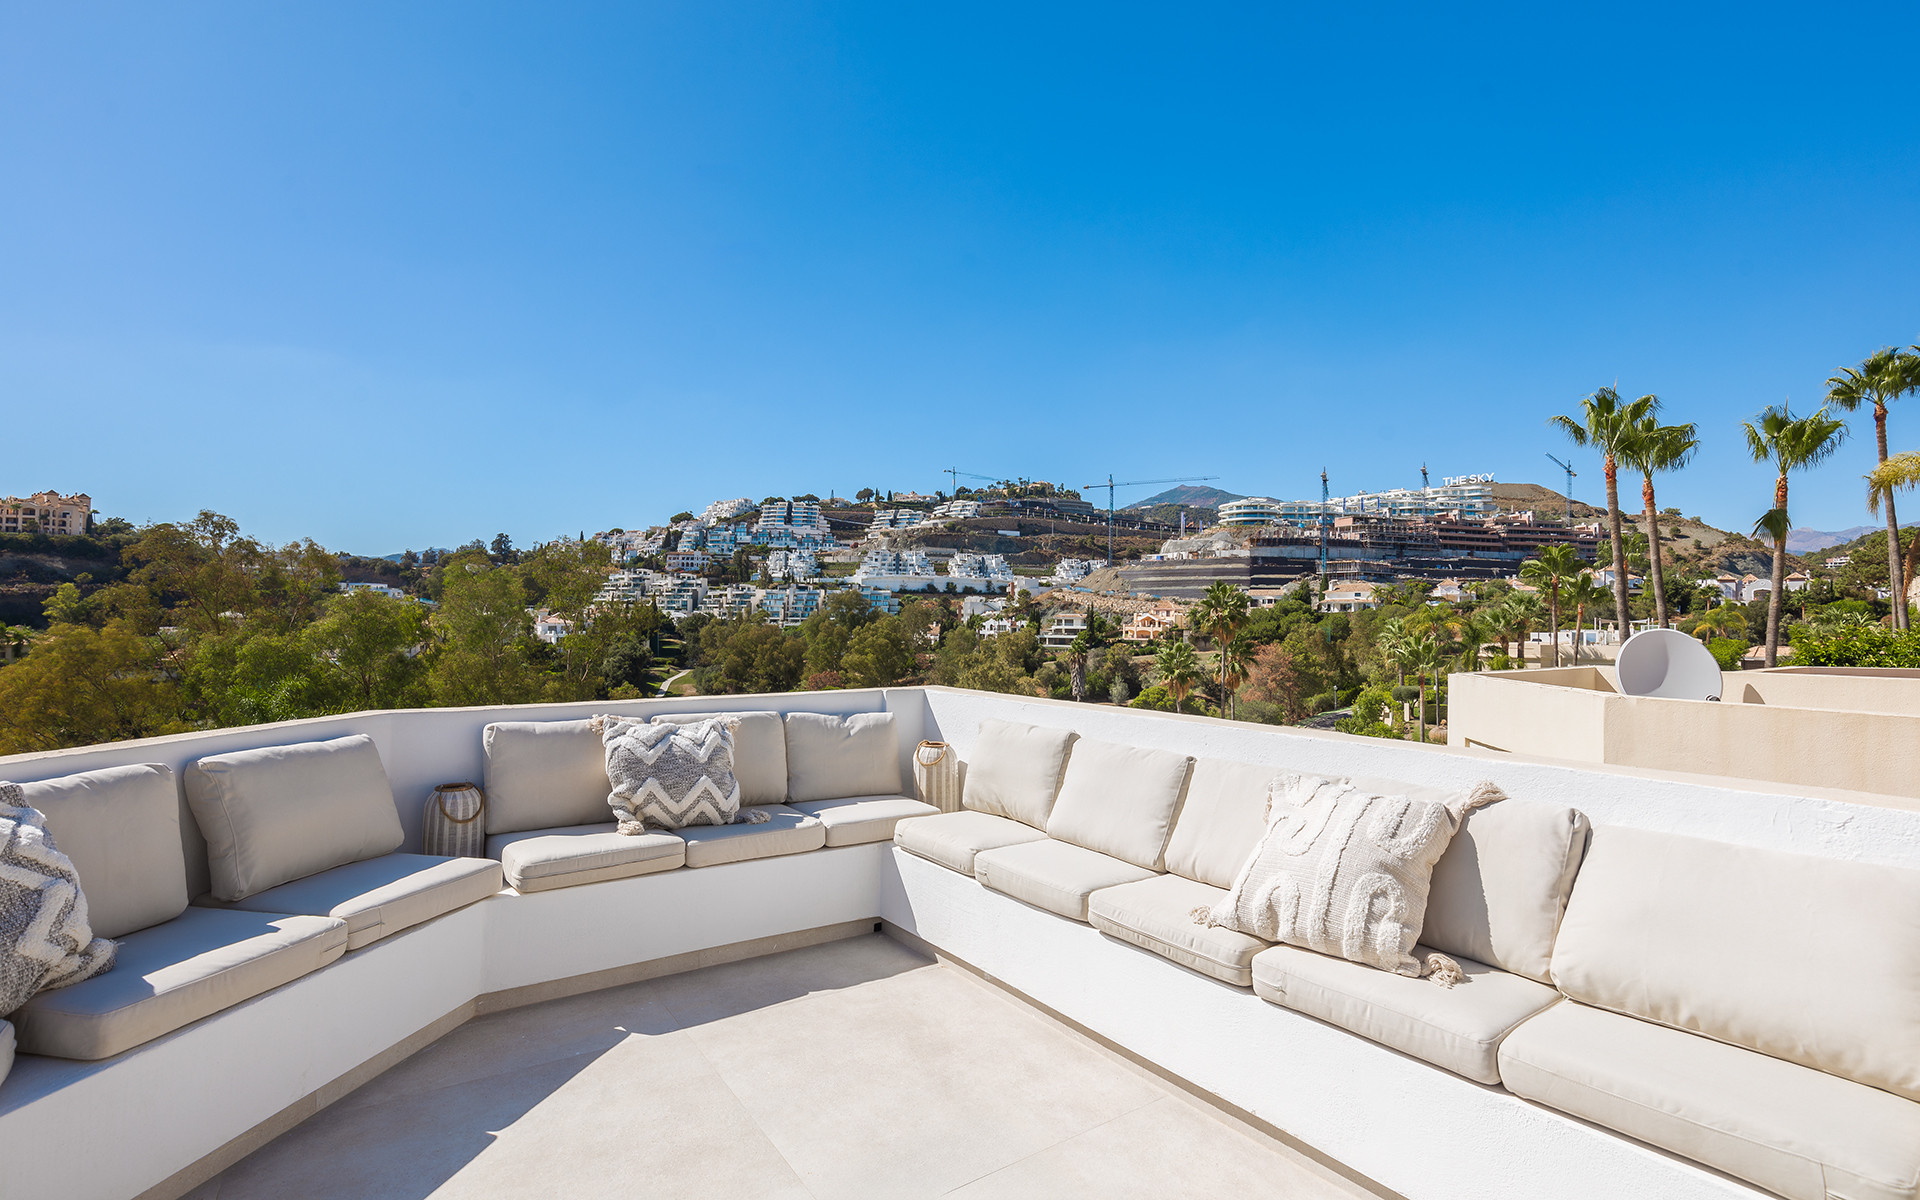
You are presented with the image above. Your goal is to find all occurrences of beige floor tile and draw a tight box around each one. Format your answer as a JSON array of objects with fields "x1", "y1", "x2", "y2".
[{"x1": 947, "y1": 1096, "x2": 1358, "y2": 1200}]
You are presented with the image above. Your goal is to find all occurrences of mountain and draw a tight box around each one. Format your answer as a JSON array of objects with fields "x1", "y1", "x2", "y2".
[
  {"x1": 1788, "y1": 524, "x2": 1917, "y2": 555},
  {"x1": 1125, "y1": 485, "x2": 1244, "y2": 510}
]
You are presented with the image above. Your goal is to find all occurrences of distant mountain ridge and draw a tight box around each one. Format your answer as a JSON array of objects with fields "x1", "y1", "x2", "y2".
[
  {"x1": 1788, "y1": 524, "x2": 1918, "y2": 555},
  {"x1": 1125, "y1": 485, "x2": 1244, "y2": 510}
]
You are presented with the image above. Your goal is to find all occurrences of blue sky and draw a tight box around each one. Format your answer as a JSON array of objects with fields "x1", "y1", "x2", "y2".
[{"x1": 4, "y1": 5, "x2": 1918, "y2": 552}]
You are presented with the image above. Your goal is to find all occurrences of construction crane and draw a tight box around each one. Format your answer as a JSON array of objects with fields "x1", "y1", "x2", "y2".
[
  {"x1": 1319, "y1": 469, "x2": 1331, "y2": 588},
  {"x1": 1544, "y1": 453, "x2": 1578, "y2": 523},
  {"x1": 1082, "y1": 474, "x2": 1220, "y2": 566},
  {"x1": 943, "y1": 468, "x2": 1001, "y2": 497}
]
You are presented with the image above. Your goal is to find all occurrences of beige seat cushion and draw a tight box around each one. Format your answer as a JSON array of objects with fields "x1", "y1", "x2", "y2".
[
  {"x1": 185, "y1": 735, "x2": 405, "y2": 901},
  {"x1": 1551, "y1": 825, "x2": 1920, "y2": 1101},
  {"x1": 487, "y1": 823, "x2": 686, "y2": 893},
  {"x1": 15, "y1": 763, "x2": 188, "y2": 938},
  {"x1": 791, "y1": 795, "x2": 938, "y2": 847},
  {"x1": 1252, "y1": 944, "x2": 1559, "y2": 1084},
  {"x1": 960, "y1": 718, "x2": 1076, "y2": 829},
  {"x1": 481, "y1": 719, "x2": 611, "y2": 835},
  {"x1": 1088, "y1": 874, "x2": 1267, "y2": 986},
  {"x1": 973, "y1": 838, "x2": 1158, "y2": 922},
  {"x1": 1044, "y1": 739, "x2": 1193, "y2": 870},
  {"x1": 211, "y1": 853, "x2": 502, "y2": 949},
  {"x1": 11, "y1": 907, "x2": 348, "y2": 1060},
  {"x1": 892, "y1": 810, "x2": 1047, "y2": 875},
  {"x1": 678, "y1": 805, "x2": 825, "y2": 868},
  {"x1": 651, "y1": 711, "x2": 787, "y2": 804},
  {"x1": 1499, "y1": 1001, "x2": 1920, "y2": 1200},
  {"x1": 1161, "y1": 758, "x2": 1282, "y2": 889},
  {"x1": 783, "y1": 713, "x2": 902, "y2": 804},
  {"x1": 1420, "y1": 795, "x2": 1588, "y2": 984}
]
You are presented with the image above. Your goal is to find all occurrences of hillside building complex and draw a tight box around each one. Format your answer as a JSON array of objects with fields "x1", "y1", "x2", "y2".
[
  {"x1": 1219, "y1": 475, "x2": 1498, "y2": 525},
  {"x1": 0, "y1": 489, "x2": 91, "y2": 535}
]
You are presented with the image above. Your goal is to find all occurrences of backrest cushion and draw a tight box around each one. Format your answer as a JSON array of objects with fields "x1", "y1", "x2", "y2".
[
  {"x1": 15, "y1": 763, "x2": 187, "y2": 939},
  {"x1": 960, "y1": 718, "x2": 1076, "y2": 830},
  {"x1": 1551, "y1": 825, "x2": 1920, "y2": 1101},
  {"x1": 185, "y1": 735, "x2": 404, "y2": 901},
  {"x1": 652, "y1": 711, "x2": 787, "y2": 805},
  {"x1": 482, "y1": 719, "x2": 610, "y2": 835},
  {"x1": 783, "y1": 712, "x2": 902, "y2": 803},
  {"x1": 1418, "y1": 796, "x2": 1589, "y2": 984},
  {"x1": 1162, "y1": 758, "x2": 1282, "y2": 888},
  {"x1": 1045, "y1": 739, "x2": 1193, "y2": 870}
]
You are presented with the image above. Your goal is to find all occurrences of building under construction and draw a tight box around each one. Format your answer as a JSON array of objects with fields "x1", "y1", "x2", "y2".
[{"x1": 1116, "y1": 513, "x2": 1601, "y2": 599}]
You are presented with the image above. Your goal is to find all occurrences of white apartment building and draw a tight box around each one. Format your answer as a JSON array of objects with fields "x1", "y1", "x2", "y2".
[
  {"x1": 763, "y1": 550, "x2": 819, "y2": 581},
  {"x1": 1, "y1": 490, "x2": 91, "y2": 535},
  {"x1": 929, "y1": 499, "x2": 981, "y2": 521},
  {"x1": 1039, "y1": 611, "x2": 1090, "y2": 651},
  {"x1": 663, "y1": 549, "x2": 709, "y2": 573},
  {"x1": 759, "y1": 585, "x2": 825, "y2": 627},
  {"x1": 1218, "y1": 474, "x2": 1498, "y2": 525},
  {"x1": 866, "y1": 509, "x2": 925, "y2": 535},
  {"x1": 856, "y1": 585, "x2": 901, "y2": 615},
  {"x1": 655, "y1": 578, "x2": 708, "y2": 616},
  {"x1": 699, "y1": 584, "x2": 762, "y2": 620},
  {"x1": 1318, "y1": 582, "x2": 1381, "y2": 613},
  {"x1": 1050, "y1": 558, "x2": 1096, "y2": 585},
  {"x1": 338, "y1": 582, "x2": 407, "y2": 600},
  {"x1": 702, "y1": 498, "x2": 754, "y2": 523},
  {"x1": 979, "y1": 615, "x2": 1019, "y2": 637}
]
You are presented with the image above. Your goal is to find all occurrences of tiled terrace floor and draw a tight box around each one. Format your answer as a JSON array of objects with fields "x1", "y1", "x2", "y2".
[{"x1": 186, "y1": 934, "x2": 1366, "y2": 1199}]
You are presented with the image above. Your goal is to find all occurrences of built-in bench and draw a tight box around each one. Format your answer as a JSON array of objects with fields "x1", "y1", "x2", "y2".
[{"x1": 0, "y1": 688, "x2": 1915, "y2": 1200}]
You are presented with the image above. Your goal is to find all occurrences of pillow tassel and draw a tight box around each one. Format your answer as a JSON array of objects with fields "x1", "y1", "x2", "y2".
[{"x1": 1421, "y1": 951, "x2": 1465, "y2": 989}]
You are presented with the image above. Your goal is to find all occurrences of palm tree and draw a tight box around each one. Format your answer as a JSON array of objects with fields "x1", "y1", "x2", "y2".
[
  {"x1": 1621, "y1": 414, "x2": 1699, "y2": 629},
  {"x1": 1405, "y1": 632, "x2": 1443, "y2": 743},
  {"x1": 1519, "y1": 543, "x2": 1583, "y2": 667},
  {"x1": 1376, "y1": 616, "x2": 1410, "y2": 687},
  {"x1": 1501, "y1": 591, "x2": 1545, "y2": 667},
  {"x1": 1552, "y1": 387, "x2": 1657, "y2": 637},
  {"x1": 1062, "y1": 632, "x2": 1092, "y2": 703},
  {"x1": 1189, "y1": 581, "x2": 1250, "y2": 712},
  {"x1": 1683, "y1": 603, "x2": 1748, "y2": 646},
  {"x1": 1826, "y1": 348, "x2": 1920, "y2": 628},
  {"x1": 1155, "y1": 639, "x2": 1203, "y2": 714},
  {"x1": 1563, "y1": 571, "x2": 1607, "y2": 663},
  {"x1": 1743, "y1": 403, "x2": 1848, "y2": 666},
  {"x1": 1867, "y1": 449, "x2": 1920, "y2": 616},
  {"x1": 1218, "y1": 634, "x2": 1252, "y2": 719}
]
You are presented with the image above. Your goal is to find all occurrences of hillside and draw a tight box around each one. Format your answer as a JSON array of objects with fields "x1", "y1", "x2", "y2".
[
  {"x1": 1788, "y1": 523, "x2": 1918, "y2": 555},
  {"x1": 1489, "y1": 482, "x2": 1604, "y2": 520},
  {"x1": 1125, "y1": 485, "x2": 1243, "y2": 510}
]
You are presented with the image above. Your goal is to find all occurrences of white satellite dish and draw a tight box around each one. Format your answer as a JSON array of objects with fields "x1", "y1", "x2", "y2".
[{"x1": 1615, "y1": 628, "x2": 1724, "y2": 701}]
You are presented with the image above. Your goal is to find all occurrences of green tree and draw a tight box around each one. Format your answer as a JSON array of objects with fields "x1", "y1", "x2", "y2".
[
  {"x1": 1826, "y1": 347, "x2": 1920, "y2": 628},
  {"x1": 429, "y1": 553, "x2": 539, "y2": 705},
  {"x1": 1562, "y1": 571, "x2": 1608, "y2": 663},
  {"x1": 1519, "y1": 543, "x2": 1584, "y2": 667},
  {"x1": 1552, "y1": 387, "x2": 1658, "y2": 636},
  {"x1": 0, "y1": 621, "x2": 180, "y2": 753},
  {"x1": 1681, "y1": 603, "x2": 1747, "y2": 646},
  {"x1": 1500, "y1": 591, "x2": 1545, "y2": 668},
  {"x1": 306, "y1": 590, "x2": 430, "y2": 711},
  {"x1": 1866, "y1": 449, "x2": 1920, "y2": 617},
  {"x1": 695, "y1": 613, "x2": 806, "y2": 694},
  {"x1": 801, "y1": 591, "x2": 877, "y2": 677},
  {"x1": 842, "y1": 617, "x2": 916, "y2": 688},
  {"x1": 1742, "y1": 403, "x2": 1848, "y2": 666},
  {"x1": 1189, "y1": 581, "x2": 1251, "y2": 716},
  {"x1": 1154, "y1": 639, "x2": 1203, "y2": 714},
  {"x1": 1621, "y1": 412, "x2": 1700, "y2": 629}
]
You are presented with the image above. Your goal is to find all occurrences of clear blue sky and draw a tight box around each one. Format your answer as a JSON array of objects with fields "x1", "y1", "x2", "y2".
[{"x1": 4, "y1": 5, "x2": 1918, "y2": 552}]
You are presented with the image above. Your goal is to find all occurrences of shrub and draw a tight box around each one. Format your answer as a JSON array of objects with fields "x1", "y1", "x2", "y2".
[
  {"x1": 1789, "y1": 624, "x2": 1920, "y2": 667},
  {"x1": 1390, "y1": 685, "x2": 1420, "y2": 703},
  {"x1": 1304, "y1": 691, "x2": 1338, "y2": 714},
  {"x1": 1706, "y1": 638, "x2": 1746, "y2": 672}
]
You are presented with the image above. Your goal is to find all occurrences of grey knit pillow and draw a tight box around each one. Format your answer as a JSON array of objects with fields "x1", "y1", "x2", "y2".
[{"x1": 595, "y1": 715, "x2": 766, "y2": 834}]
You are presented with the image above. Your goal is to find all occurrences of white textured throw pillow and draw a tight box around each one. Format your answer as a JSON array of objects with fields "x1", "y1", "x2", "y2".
[
  {"x1": 595, "y1": 715, "x2": 767, "y2": 834},
  {"x1": 1198, "y1": 773, "x2": 1502, "y2": 984}
]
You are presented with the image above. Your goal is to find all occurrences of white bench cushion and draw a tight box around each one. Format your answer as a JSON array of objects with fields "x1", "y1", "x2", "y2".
[
  {"x1": 1499, "y1": 1000, "x2": 1920, "y2": 1200},
  {"x1": 0, "y1": 1019, "x2": 11, "y2": 1089},
  {"x1": 16, "y1": 763, "x2": 187, "y2": 939},
  {"x1": 974, "y1": 838, "x2": 1157, "y2": 922},
  {"x1": 1252, "y1": 944, "x2": 1560, "y2": 1084},
  {"x1": 487, "y1": 823, "x2": 685, "y2": 893},
  {"x1": 791, "y1": 795, "x2": 937, "y2": 847},
  {"x1": 651, "y1": 711, "x2": 787, "y2": 805},
  {"x1": 1552, "y1": 825, "x2": 1920, "y2": 1101},
  {"x1": 11, "y1": 907, "x2": 348, "y2": 1060},
  {"x1": 960, "y1": 718, "x2": 1076, "y2": 829},
  {"x1": 185, "y1": 735, "x2": 404, "y2": 901},
  {"x1": 678, "y1": 804, "x2": 825, "y2": 868},
  {"x1": 892, "y1": 810, "x2": 1047, "y2": 874},
  {"x1": 783, "y1": 713, "x2": 901, "y2": 803},
  {"x1": 1161, "y1": 758, "x2": 1281, "y2": 889},
  {"x1": 212, "y1": 853, "x2": 502, "y2": 949},
  {"x1": 1043, "y1": 739, "x2": 1192, "y2": 870},
  {"x1": 482, "y1": 719, "x2": 611, "y2": 835},
  {"x1": 1088, "y1": 874, "x2": 1266, "y2": 986},
  {"x1": 1421, "y1": 795, "x2": 1588, "y2": 984}
]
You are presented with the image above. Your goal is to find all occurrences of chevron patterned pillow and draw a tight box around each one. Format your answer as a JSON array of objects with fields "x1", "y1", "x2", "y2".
[{"x1": 595, "y1": 715, "x2": 767, "y2": 834}]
